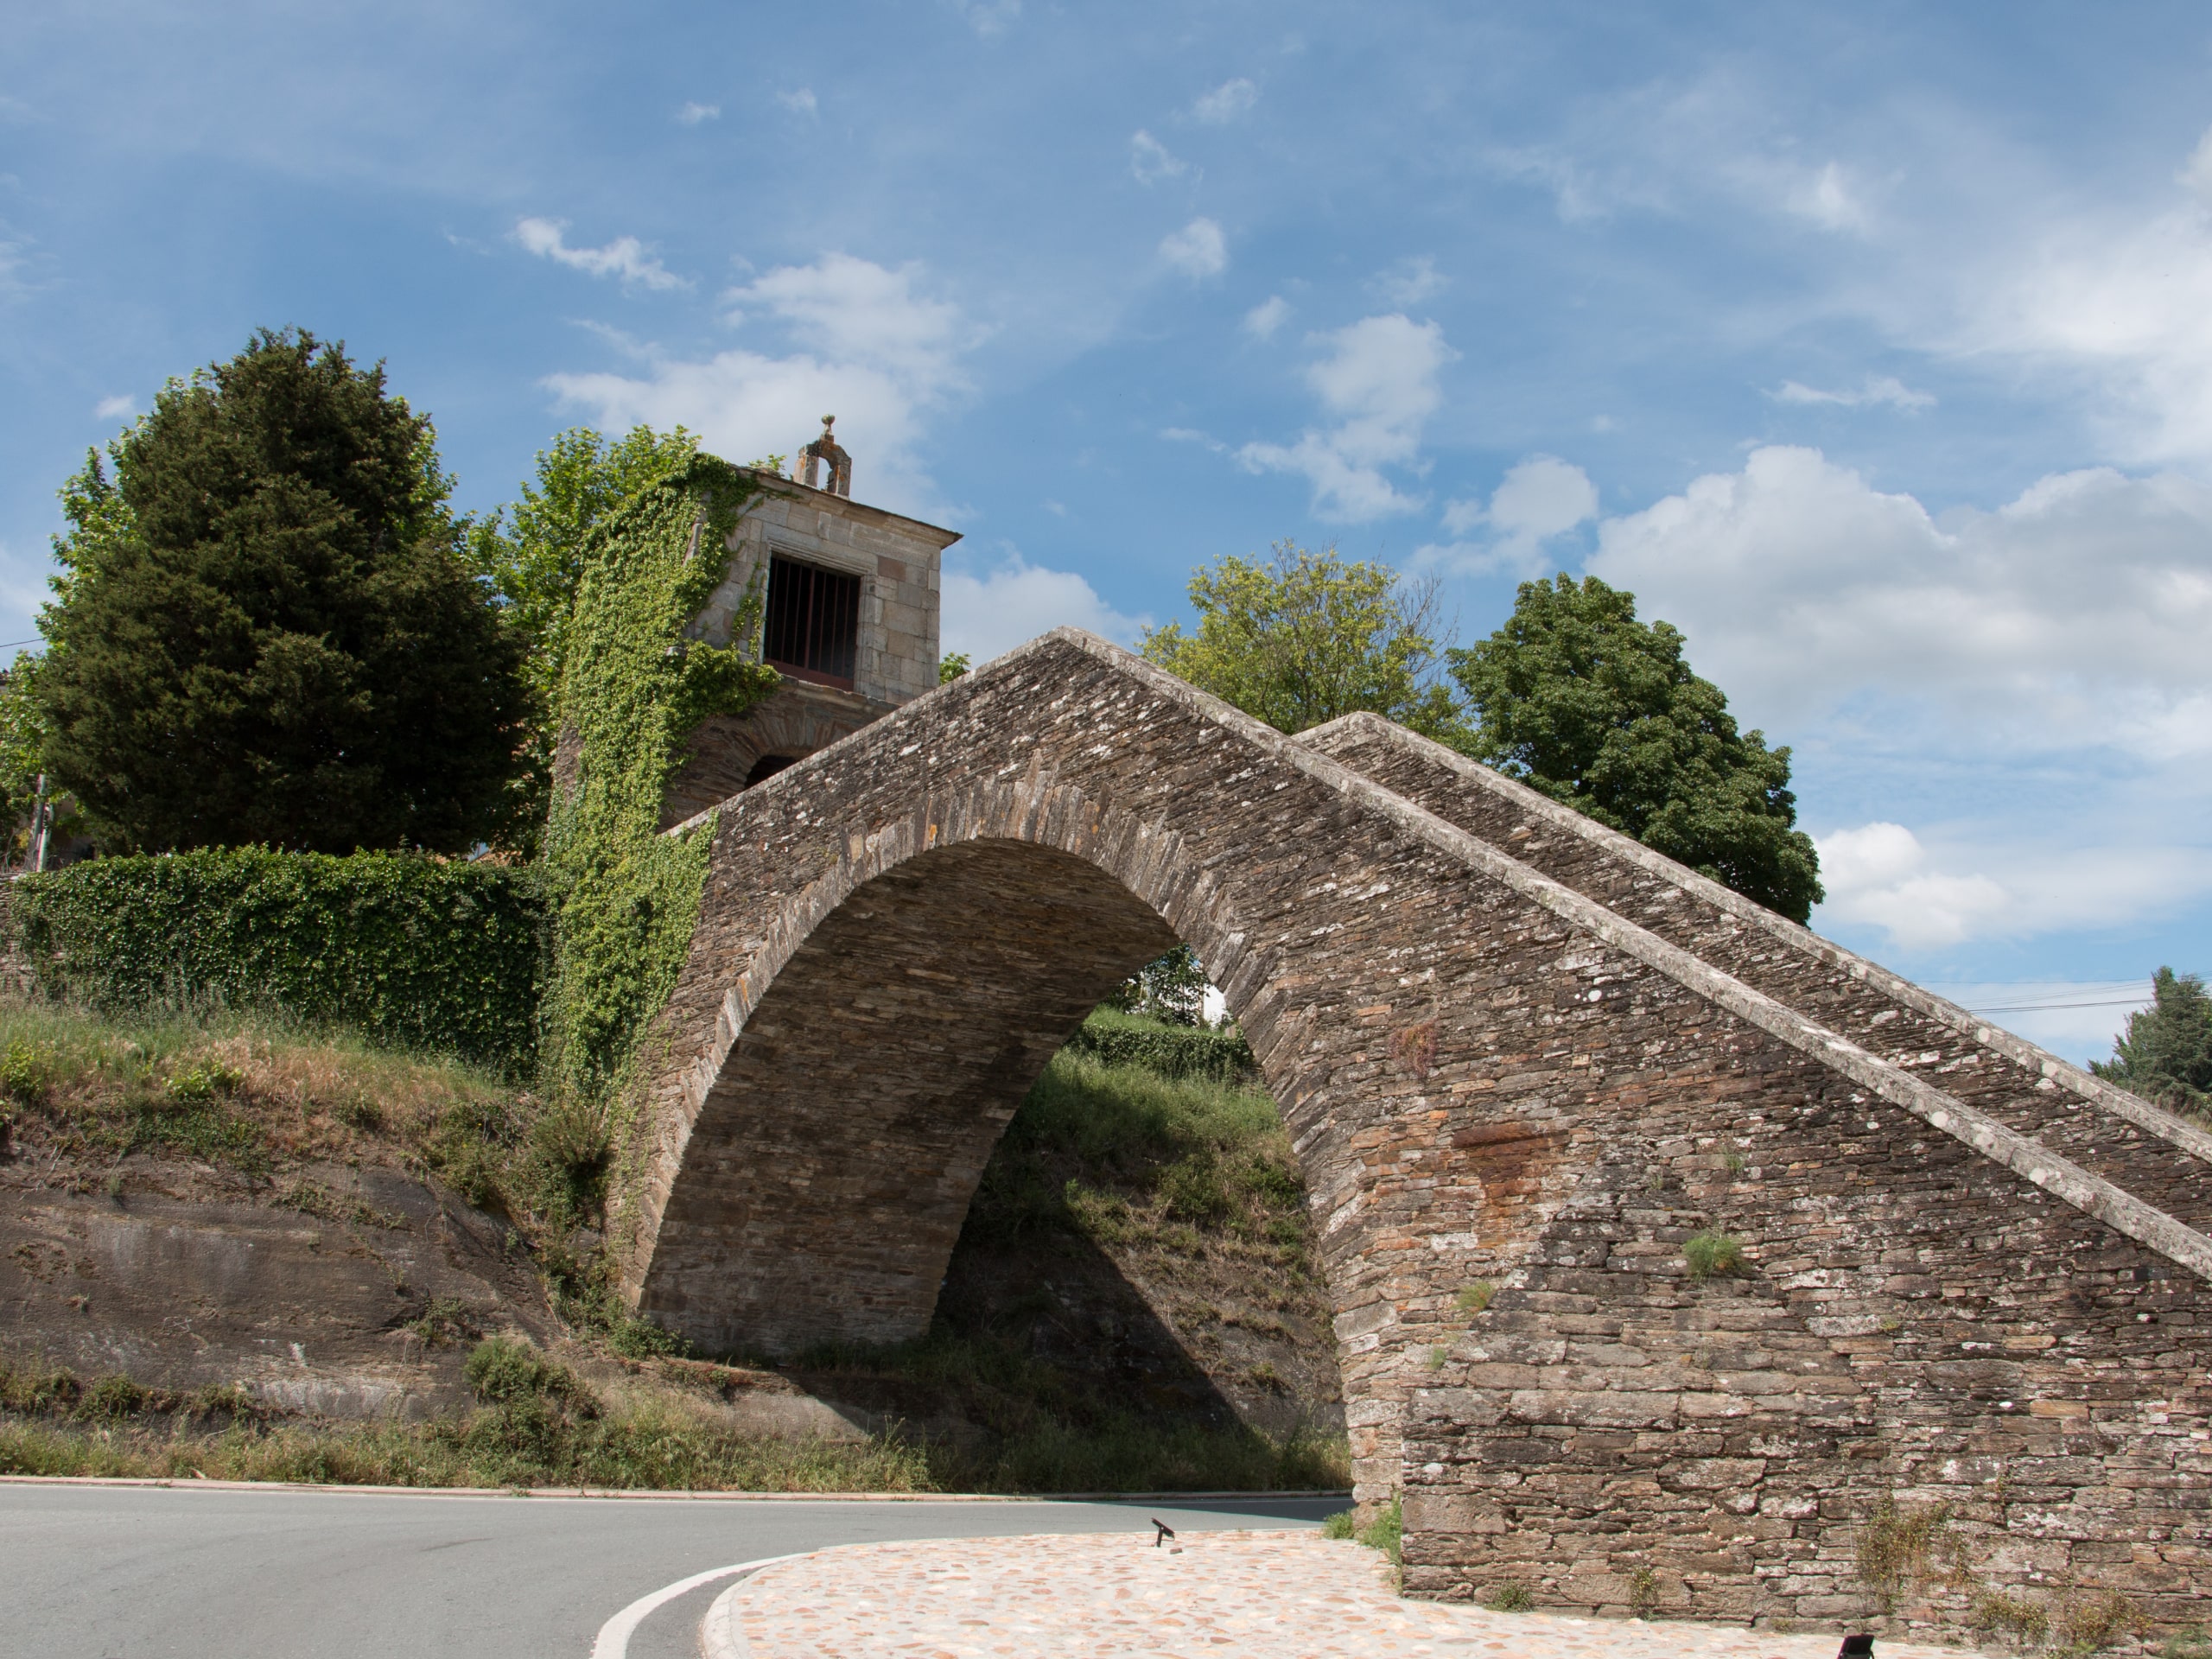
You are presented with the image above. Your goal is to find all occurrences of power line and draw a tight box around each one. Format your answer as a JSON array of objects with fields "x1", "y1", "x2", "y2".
[{"x1": 1968, "y1": 997, "x2": 2150, "y2": 1014}]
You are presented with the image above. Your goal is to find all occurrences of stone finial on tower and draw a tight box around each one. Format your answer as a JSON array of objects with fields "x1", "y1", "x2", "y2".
[{"x1": 795, "y1": 414, "x2": 853, "y2": 497}]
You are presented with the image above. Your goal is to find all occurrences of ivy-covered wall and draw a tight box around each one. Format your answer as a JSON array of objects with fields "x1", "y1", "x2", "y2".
[
  {"x1": 538, "y1": 454, "x2": 780, "y2": 1103},
  {"x1": 7, "y1": 849, "x2": 546, "y2": 1074}
]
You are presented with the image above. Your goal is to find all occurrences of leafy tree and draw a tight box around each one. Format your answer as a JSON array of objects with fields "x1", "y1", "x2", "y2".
[
  {"x1": 1141, "y1": 542, "x2": 1463, "y2": 739},
  {"x1": 2092, "y1": 968, "x2": 2212, "y2": 1116},
  {"x1": 464, "y1": 424, "x2": 702, "y2": 709},
  {"x1": 1449, "y1": 574, "x2": 1822, "y2": 922},
  {"x1": 1105, "y1": 944, "x2": 1211, "y2": 1027},
  {"x1": 35, "y1": 328, "x2": 527, "y2": 855},
  {"x1": 938, "y1": 651, "x2": 971, "y2": 684}
]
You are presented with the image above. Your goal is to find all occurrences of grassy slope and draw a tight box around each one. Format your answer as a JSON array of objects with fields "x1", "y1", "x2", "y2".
[{"x1": 0, "y1": 1000, "x2": 1348, "y2": 1492}]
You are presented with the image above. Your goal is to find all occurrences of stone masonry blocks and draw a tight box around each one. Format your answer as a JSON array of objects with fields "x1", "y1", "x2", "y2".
[{"x1": 615, "y1": 631, "x2": 2210, "y2": 1643}]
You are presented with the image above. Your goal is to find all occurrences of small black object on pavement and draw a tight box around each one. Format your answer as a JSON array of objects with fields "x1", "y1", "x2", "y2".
[
  {"x1": 1839, "y1": 1636, "x2": 1876, "y2": 1658},
  {"x1": 1151, "y1": 1518, "x2": 1176, "y2": 1548}
]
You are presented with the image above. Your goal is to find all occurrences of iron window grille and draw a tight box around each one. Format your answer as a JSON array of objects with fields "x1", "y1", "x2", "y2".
[{"x1": 762, "y1": 554, "x2": 861, "y2": 690}]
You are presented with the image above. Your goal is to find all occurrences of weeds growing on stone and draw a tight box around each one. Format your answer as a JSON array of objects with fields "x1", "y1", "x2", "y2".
[
  {"x1": 1486, "y1": 1581, "x2": 1535, "y2": 1612},
  {"x1": 1682, "y1": 1230, "x2": 1745, "y2": 1280},
  {"x1": 1855, "y1": 1496, "x2": 1969, "y2": 1612}
]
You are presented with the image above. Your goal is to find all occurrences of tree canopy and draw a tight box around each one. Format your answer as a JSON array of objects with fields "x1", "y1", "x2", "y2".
[
  {"x1": 35, "y1": 327, "x2": 528, "y2": 855},
  {"x1": 1141, "y1": 542, "x2": 1461, "y2": 740},
  {"x1": 2091, "y1": 968, "x2": 2212, "y2": 1117},
  {"x1": 1448, "y1": 574, "x2": 1822, "y2": 922},
  {"x1": 464, "y1": 424, "x2": 702, "y2": 710}
]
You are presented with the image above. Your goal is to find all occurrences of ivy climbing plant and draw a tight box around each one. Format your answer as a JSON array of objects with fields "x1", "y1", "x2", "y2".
[{"x1": 540, "y1": 454, "x2": 780, "y2": 1107}]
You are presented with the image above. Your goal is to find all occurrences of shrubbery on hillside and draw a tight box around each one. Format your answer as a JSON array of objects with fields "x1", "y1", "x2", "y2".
[{"x1": 8, "y1": 848, "x2": 545, "y2": 1075}]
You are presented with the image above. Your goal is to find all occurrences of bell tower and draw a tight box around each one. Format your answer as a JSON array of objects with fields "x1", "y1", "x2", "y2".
[{"x1": 662, "y1": 420, "x2": 962, "y2": 826}]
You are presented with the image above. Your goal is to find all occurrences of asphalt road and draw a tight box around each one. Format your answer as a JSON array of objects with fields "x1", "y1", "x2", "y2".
[{"x1": 3, "y1": 1481, "x2": 1342, "y2": 1659}]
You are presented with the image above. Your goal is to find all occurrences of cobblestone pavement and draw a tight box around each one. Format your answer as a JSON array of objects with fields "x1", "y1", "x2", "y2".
[{"x1": 704, "y1": 1529, "x2": 1991, "y2": 1658}]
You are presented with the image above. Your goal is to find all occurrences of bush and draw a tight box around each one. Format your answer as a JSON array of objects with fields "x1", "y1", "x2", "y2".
[
  {"x1": 10, "y1": 849, "x2": 547, "y2": 1075},
  {"x1": 462, "y1": 1338, "x2": 594, "y2": 1415},
  {"x1": 1063, "y1": 1014, "x2": 1256, "y2": 1082}
]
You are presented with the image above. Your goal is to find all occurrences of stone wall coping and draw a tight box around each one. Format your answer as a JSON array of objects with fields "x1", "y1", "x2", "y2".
[
  {"x1": 666, "y1": 625, "x2": 2212, "y2": 1285},
  {"x1": 1300, "y1": 709, "x2": 2212, "y2": 1173}
]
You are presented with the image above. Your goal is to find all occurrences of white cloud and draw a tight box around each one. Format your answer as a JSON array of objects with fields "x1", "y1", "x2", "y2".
[
  {"x1": 1786, "y1": 161, "x2": 1872, "y2": 232},
  {"x1": 1129, "y1": 130, "x2": 1187, "y2": 185},
  {"x1": 1243, "y1": 296, "x2": 1290, "y2": 340},
  {"x1": 942, "y1": 552, "x2": 1147, "y2": 663},
  {"x1": 675, "y1": 101, "x2": 721, "y2": 125},
  {"x1": 1771, "y1": 375, "x2": 1935, "y2": 411},
  {"x1": 949, "y1": 0, "x2": 1020, "y2": 36},
  {"x1": 1812, "y1": 821, "x2": 2209, "y2": 955},
  {"x1": 1424, "y1": 455, "x2": 1598, "y2": 575},
  {"x1": 1192, "y1": 77, "x2": 1258, "y2": 124},
  {"x1": 1587, "y1": 445, "x2": 2212, "y2": 755},
  {"x1": 92, "y1": 393, "x2": 137, "y2": 421},
  {"x1": 1370, "y1": 255, "x2": 1444, "y2": 307},
  {"x1": 513, "y1": 218, "x2": 688, "y2": 291},
  {"x1": 774, "y1": 89, "x2": 816, "y2": 116},
  {"x1": 2182, "y1": 127, "x2": 2212, "y2": 200},
  {"x1": 1158, "y1": 217, "x2": 1228, "y2": 278},
  {"x1": 1238, "y1": 315, "x2": 1454, "y2": 520},
  {"x1": 544, "y1": 254, "x2": 973, "y2": 516},
  {"x1": 1971, "y1": 197, "x2": 2212, "y2": 466},
  {"x1": 1814, "y1": 823, "x2": 2012, "y2": 950}
]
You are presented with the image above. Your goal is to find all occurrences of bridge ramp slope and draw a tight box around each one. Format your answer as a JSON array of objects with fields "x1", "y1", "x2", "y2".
[{"x1": 618, "y1": 631, "x2": 2209, "y2": 1637}]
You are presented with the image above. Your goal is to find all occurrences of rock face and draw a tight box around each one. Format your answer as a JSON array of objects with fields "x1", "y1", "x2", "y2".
[
  {"x1": 0, "y1": 1156, "x2": 556, "y2": 1414},
  {"x1": 619, "y1": 628, "x2": 2212, "y2": 1637}
]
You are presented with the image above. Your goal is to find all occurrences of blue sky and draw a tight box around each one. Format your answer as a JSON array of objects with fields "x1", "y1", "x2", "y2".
[{"x1": 5, "y1": 1, "x2": 2209, "y2": 1058}]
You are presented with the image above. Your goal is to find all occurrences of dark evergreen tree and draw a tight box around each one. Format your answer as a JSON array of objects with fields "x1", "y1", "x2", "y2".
[
  {"x1": 2092, "y1": 968, "x2": 2212, "y2": 1116},
  {"x1": 37, "y1": 329, "x2": 527, "y2": 854},
  {"x1": 1449, "y1": 574, "x2": 1823, "y2": 922}
]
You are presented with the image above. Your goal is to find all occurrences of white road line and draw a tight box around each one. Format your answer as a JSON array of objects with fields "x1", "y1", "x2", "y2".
[{"x1": 588, "y1": 1554, "x2": 798, "y2": 1659}]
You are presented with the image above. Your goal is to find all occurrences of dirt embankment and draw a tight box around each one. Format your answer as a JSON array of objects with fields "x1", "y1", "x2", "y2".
[{"x1": 0, "y1": 1008, "x2": 1346, "y2": 1477}]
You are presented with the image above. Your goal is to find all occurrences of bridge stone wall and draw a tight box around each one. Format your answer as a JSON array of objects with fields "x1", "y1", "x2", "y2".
[{"x1": 614, "y1": 630, "x2": 2209, "y2": 1641}]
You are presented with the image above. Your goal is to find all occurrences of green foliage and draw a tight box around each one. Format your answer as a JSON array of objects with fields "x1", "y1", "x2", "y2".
[
  {"x1": 1486, "y1": 1580, "x2": 1535, "y2": 1612},
  {"x1": 10, "y1": 849, "x2": 546, "y2": 1075},
  {"x1": 938, "y1": 651, "x2": 971, "y2": 683},
  {"x1": 2092, "y1": 967, "x2": 2212, "y2": 1117},
  {"x1": 463, "y1": 425, "x2": 706, "y2": 843},
  {"x1": 964, "y1": 1048, "x2": 1302, "y2": 1249},
  {"x1": 1062, "y1": 1010, "x2": 1254, "y2": 1081},
  {"x1": 1358, "y1": 1495, "x2": 1403, "y2": 1562},
  {"x1": 1457, "y1": 1281, "x2": 1495, "y2": 1313},
  {"x1": 1682, "y1": 1230, "x2": 1745, "y2": 1279},
  {"x1": 1141, "y1": 541, "x2": 1463, "y2": 739},
  {"x1": 464, "y1": 426, "x2": 702, "y2": 709},
  {"x1": 1321, "y1": 1508, "x2": 1357, "y2": 1539},
  {"x1": 538, "y1": 454, "x2": 780, "y2": 1103},
  {"x1": 1101, "y1": 944, "x2": 1213, "y2": 1027},
  {"x1": 35, "y1": 328, "x2": 528, "y2": 855},
  {"x1": 463, "y1": 1338, "x2": 594, "y2": 1412},
  {"x1": 1449, "y1": 574, "x2": 1823, "y2": 923},
  {"x1": 0, "y1": 654, "x2": 72, "y2": 861}
]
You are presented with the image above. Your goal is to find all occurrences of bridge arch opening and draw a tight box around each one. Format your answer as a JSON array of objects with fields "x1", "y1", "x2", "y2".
[{"x1": 636, "y1": 835, "x2": 1306, "y2": 1360}]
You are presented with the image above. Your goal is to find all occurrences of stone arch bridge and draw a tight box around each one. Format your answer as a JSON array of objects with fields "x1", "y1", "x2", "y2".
[{"x1": 613, "y1": 629, "x2": 2210, "y2": 1635}]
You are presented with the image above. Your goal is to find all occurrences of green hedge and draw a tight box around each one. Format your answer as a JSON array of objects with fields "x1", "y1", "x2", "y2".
[
  {"x1": 1063, "y1": 1020, "x2": 1256, "y2": 1082},
  {"x1": 8, "y1": 849, "x2": 547, "y2": 1075}
]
